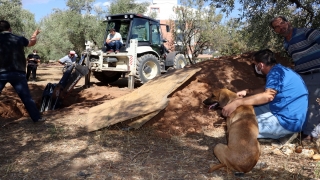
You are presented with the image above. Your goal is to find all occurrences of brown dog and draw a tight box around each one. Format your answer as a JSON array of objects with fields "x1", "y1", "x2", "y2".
[{"x1": 203, "y1": 88, "x2": 260, "y2": 173}]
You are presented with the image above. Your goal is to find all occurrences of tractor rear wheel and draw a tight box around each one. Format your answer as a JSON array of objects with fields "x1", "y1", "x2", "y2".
[{"x1": 173, "y1": 54, "x2": 187, "y2": 69}]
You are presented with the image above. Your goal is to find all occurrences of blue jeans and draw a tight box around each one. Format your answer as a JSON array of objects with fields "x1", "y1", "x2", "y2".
[
  {"x1": 254, "y1": 103, "x2": 294, "y2": 139},
  {"x1": 0, "y1": 71, "x2": 41, "y2": 122},
  {"x1": 106, "y1": 40, "x2": 122, "y2": 51},
  {"x1": 300, "y1": 72, "x2": 320, "y2": 137}
]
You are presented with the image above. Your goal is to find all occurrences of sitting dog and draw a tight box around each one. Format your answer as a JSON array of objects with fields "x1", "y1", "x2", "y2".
[{"x1": 203, "y1": 88, "x2": 260, "y2": 173}]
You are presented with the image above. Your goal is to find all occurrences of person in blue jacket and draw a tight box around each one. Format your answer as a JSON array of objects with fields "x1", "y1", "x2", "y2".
[{"x1": 222, "y1": 49, "x2": 308, "y2": 141}]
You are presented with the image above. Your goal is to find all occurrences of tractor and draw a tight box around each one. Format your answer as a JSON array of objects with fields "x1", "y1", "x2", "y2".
[{"x1": 84, "y1": 13, "x2": 187, "y2": 86}]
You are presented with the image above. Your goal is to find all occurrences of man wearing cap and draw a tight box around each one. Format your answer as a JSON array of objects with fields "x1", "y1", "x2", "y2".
[
  {"x1": 58, "y1": 51, "x2": 78, "y2": 70},
  {"x1": 105, "y1": 28, "x2": 123, "y2": 53}
]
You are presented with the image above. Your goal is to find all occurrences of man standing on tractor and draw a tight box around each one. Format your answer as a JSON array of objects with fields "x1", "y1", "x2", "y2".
[{"x1": 105, "y1": 28, "x2": 123, "y2": 54}]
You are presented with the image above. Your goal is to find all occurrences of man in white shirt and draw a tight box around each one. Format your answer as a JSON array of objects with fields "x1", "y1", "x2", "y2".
[{"x1": 105, "y1": 28, "x2": 123, "y2": 54}]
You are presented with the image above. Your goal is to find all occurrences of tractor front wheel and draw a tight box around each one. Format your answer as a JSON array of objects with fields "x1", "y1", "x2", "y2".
[
  {"x1": 136, "y1": 54, "x2": 161, "y2": 83},
  {"x1": 93, "y1": 71, "x2": 122, "y2": 84}
]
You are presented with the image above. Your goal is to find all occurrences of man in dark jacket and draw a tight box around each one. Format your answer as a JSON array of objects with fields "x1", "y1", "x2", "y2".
[
  {"x1": 0, "y1": 20, "x2": 45, "y2": 122},
  {"x1": 26, "y1": 49, "x2": 41, "y2": 81}
]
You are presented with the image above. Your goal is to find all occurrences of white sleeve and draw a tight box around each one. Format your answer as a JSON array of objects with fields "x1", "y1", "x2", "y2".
[{"x1": 115, "y1": 32, "x2": 122, "y2": 39}]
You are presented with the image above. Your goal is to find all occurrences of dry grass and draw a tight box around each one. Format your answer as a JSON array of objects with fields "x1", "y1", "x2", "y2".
[
  {"x1": 0, "y1": 59, "x2": 319, "y2": 179},
  {"x1": 0, "y1": 112, "x2": 319, "y2": 180}
]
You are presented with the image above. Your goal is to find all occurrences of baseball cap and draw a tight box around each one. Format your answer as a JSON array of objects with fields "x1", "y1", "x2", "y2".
[{"x1": 69, "y1": 50, "x2": 76, "y2": 54}]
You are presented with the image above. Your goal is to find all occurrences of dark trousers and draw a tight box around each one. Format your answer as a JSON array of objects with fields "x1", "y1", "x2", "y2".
[
  {"x1": 106, "y1": 40, "x2": 122, "y2": 51},
  {"x1": 0, "y1": 71, "x2": 41, "y2": 122},
  {"x1": 26, "y1": 65, "x2": 37, "y2": 81}
]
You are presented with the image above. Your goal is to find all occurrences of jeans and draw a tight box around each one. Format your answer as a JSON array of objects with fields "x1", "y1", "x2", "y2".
[
  {"x1": 106, "y1": 40, "x2": 122, "y2": 51},
  {"x1": 26, "y1": 65, "x2": 37, "y2": 80},
  {"x1": 254, "y1": 103, "x2": 294, "y2": 139},
  {"x1": 0, "y1": 71, "x2": 41, "y2": 122},
  {"x1": 300, "y1": 72, "x2": 320, "y2": 137}
]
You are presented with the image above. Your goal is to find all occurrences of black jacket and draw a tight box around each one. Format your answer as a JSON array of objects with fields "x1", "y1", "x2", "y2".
[{"x1": 0, "y1": 32, "x2": 29, "y2": 73}]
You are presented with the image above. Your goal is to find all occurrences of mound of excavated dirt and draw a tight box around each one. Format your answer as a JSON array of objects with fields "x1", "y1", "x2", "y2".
[
  {"x1": 146, "y1": 53, "x2": 270, "y2": 135},
  {"x1": 0, "y1": 52, "x2": 293, "y2": 133}
]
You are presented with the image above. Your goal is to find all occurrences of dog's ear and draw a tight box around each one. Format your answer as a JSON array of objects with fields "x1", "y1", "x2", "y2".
[
  {"x1": 212, "y1": 89, "x2": 220, "y2": 98},
  {"x1": 218, "y1": 89, "x2": 233, "y2": 107}
]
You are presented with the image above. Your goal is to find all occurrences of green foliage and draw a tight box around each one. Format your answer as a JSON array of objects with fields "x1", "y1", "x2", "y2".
[
  {"x1": 36, "y1": 9, "x2": 106, "y2": 60},
  {"x1": 106, "y1": 0, "x2": 150, "y2": 15},
  {"x1": 0, "y1": 0, "x2": 24, "y2": 34},
  {"x1": 32, "y1": 0, "x2": 150, "y2": 61},
  {"x1": 1, "y1": 0, "x2": 152, "y2": 61},
  {"x1": 0, "y1": 0, "x2": 39, "y2": 57},
  {"x1": 172, "y1": 0, "x2": 223, "y2": 63},
  {"x1": 206, "y1": 0, "x2": 320, "y2": 53},
  {"x1": 217, "y1": 18, "x2": 250, "y2": 56},
  {"x1": 66, "y1": 0, "x2": 95, "y2": 13}
]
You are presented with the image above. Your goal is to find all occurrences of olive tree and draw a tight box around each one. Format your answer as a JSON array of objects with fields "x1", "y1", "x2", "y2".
[
  {"x1": 106, "y1": 0, "x2": 150, "y2": 15},
  {"x1": 0, "y1": 0, "x2": 39, "y2": 56},
  {"x1": 35, "y1": 0, "x2": 107, "y2": 60},
  {"x1": 171, "y1": 0, "x2": 223, "y2": 63},
  {"x1": 206, "y1": 0, "x2": 320, "y2": 53}
]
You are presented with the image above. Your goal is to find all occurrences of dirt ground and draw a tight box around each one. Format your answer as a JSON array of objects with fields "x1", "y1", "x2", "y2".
[{"x1": 0, "y1": 53, "x2": 319, "y2": 180}]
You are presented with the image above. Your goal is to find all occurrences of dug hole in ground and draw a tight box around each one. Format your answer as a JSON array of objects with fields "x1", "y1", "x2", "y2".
[{"x1": 0, "y1": 52, "x2": 319, "y2": 179}]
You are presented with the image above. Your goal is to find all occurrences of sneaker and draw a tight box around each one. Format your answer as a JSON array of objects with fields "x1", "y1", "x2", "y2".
[
  {"x1": 302, "y1": 134, "x2": 318, "y2": 143},
  {"x1": 115, "y1": 50, "x2": 119, "y2": 54},
  {"x1": 311, "y1": 123, "x2": 320, "y2": 139},
  {"x1": 37, "y1": 117, "x2": 47, "y2": 122},
  {"x1": 278, "y1": 133, "x2": 298, "y2": 145}
]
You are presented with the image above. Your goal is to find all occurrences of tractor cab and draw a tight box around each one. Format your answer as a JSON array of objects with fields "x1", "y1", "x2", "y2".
[
  {"x1": 85, "y1": 13, "x2": 186, "y2": 85},
  {"x1": 103, "y1": 13, "x2": 169, "y2": 57}
]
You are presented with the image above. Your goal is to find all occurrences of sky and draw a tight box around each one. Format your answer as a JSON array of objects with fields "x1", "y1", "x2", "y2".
[
  {"x1": 22, "y1": 0, "x2": 240, "y2": 23},
  {"x1": 22, "y1": 0, "x2": 153, "y2": 22}
]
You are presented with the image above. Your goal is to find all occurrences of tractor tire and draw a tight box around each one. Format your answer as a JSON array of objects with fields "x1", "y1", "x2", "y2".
[
  {"x1": 136, "y1": 54, "x2": 161, "y2": 83},
  {"x1": 93, "y1": 71, "x2": 122, "y2": 83},
  {"x1": 173, "y1": 54, "x2": 187, "y2": 69}
]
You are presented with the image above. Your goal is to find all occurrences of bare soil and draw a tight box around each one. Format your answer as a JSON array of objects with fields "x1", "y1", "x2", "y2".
[{"x1": 0, "y1": 53, "x2": 319, "y2": 180}]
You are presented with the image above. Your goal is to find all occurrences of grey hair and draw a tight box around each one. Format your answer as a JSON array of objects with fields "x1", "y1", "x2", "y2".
[{"x1": 269, "y1": 16, "x2": 288, "y2": 29}]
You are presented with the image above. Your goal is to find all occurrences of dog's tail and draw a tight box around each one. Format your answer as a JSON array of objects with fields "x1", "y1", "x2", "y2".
[{"x1": 208, "y1": 163, "x2": 226, "y2": 173}]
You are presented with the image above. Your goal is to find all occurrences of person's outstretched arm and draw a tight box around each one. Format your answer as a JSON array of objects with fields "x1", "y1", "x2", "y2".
[{"x1": 28, "y1": 29, "x2": 40, "y2": 47}]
